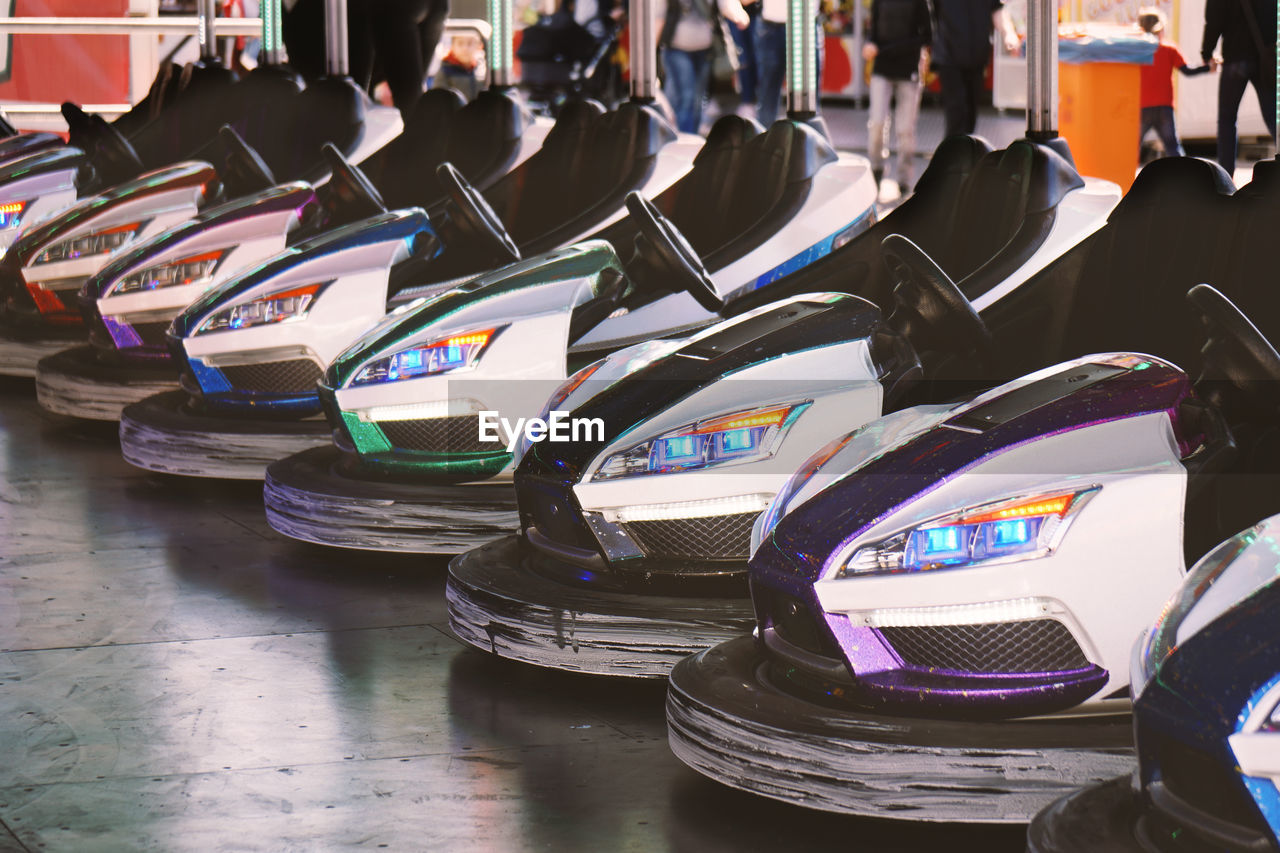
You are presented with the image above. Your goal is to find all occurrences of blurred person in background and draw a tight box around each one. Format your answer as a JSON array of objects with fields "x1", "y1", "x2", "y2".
[
  {"x1": 931, "y1": 0, "x2": 1018, "y2": 136},
  {"x1": 657, "y1": 0, "x2": 749, "y2": 133},
  {"x1": 862, "y1": 0, "x2": 931, "y2": 193},
  {"x1": 1137, "y1": 7, "x2": 1209, "y2": 159},
  {"x1": 283, "y1": 0, "x2": 450, "y2": 116},
  {"x1": 1201, "y1": 0, "x2": 1277, "y2": 172}
]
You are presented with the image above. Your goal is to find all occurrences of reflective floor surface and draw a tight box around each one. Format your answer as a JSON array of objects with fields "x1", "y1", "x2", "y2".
[{"x1": 0, "y1": 378, "x2": 1026, "y2": 851}]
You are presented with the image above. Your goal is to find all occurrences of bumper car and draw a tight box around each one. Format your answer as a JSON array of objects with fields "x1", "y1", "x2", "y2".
[
  {"x1": 120, "y1": 111, "x2": 876, "y2": 480},
  {"x1": 0, "y1": 48, "x2": 407, "y2": 379},
  {"x1": 437, "y1": 135, "x2": 1144, "y2": 676},
  {"x1": 262, "y1": 134, "x2": 1114, "y2": 557},
  {"x1": 664, "y1": 282, "x2": 1280, "y2": 822},
  {"x1": 0, "y1": 133, "x2": 282, "y2": 378},
  {"x1": 1028, "y1": 513, "x2": 1280, "y2": 853},
  {"x1": 1024, "y1": 517, "x2": 1280, "y2": 850},
  {"x1": 35, "y1": 87, "x2": 551, "y2": 421}
]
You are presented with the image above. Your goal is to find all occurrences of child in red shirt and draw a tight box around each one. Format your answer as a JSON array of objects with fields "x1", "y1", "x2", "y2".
[{"x1": 1138, "y1": 7, "x2": 1210, "y2": 157}]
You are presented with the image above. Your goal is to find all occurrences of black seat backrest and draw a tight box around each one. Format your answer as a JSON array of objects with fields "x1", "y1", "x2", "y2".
[
  {"x1": 1054, "y1": 156, "x2": 1237, "y2": 369},
  {"x1": 445, "y1": 88, "x2": 530, "y2": 183},
  {"x1": 933, "y1": 140, "x2": 1081, "y2": 287},
  {"x1": 722, "y1": 134, "x2": 994, "y2": 315},
  {"x1": 481, "y1": 98, "x2": 605, "y2": 235},
  {"x1": 593, "y1": 113, "x2": 762, "y2": 253},
  {"x1": 1215, "y1": 158, "x2": 1280, "y2": 344},
  {"x1": 951, "y1": 141, "x2": 1084, "y2": 300},
  {"x1": 113, "y1": 62, "x2": 183, "y2": 138},
  {"x1": 359, "y1": 87, "x2": 465, "y2": 209},
  {"x1": 263, "y1": 76, "x2": 367, "y2": 183},
  {"x1": 682, "y1": 120, "x2": 837, "y2": 271},
  {"x1": 499, "y1": 100, "x2": 676, "y2": 250}
]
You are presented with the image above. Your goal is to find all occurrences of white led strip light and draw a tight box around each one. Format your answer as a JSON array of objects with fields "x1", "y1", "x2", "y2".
[
  {"x1": 360, "y1": 398, "x2": 481, "y2": 423},
  {"x1": 608, "y1": 493, "x2": 774, "y2": 523},
  {"x1": 849, "y1": 596, "x2": 1059, "y2": 628}
]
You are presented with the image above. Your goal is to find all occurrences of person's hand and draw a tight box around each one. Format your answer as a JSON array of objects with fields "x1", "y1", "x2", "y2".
[
  {"x1": 918, "y1": 46, "x2": 930, "y2": 80},
  {"x1": 729, "y1": 7, "x2": 750, "y2": 29},
  {"x1": 1210, "y1": 56, "x2": 1223, "y2": 70},
  {"x1": 1003, "y1": 31, "x2": 1021, "y2": 55},
  {"x1": 862, "y1": 42, "x2": 878, "y2": 60}
]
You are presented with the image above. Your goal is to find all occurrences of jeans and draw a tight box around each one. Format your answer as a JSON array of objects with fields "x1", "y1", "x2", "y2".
[
  {"x1": 754, "y1": 18, "x2": 824, "y2": 126},
  {"x1": 935, "y1": 64, "x2": 984, "y2": 137},
  {"x1": 1140, "y1": 105, "x2": 1184, "y2": 157},
  {"x1": 1216, "y1": 57, "x2": 1278, "y2": 173},
  {"x1": 662, "y1": 47, "x2": 712, "y2": 134},
  {"x1": 868, "y1": 74, "x2": 923, "y2": 187}
]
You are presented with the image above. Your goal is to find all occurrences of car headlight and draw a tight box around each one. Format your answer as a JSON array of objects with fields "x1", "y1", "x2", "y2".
[
  {"x1": 592, "y1": 401, "x2": 811, "y2": 481},
  {"x1": 835, "y1": 487, "x2": 1099, "y2": 578},
  {"x1": 512, "y1": 359, "x2": 606, "y2": 464},
  {"x1": 0, "y1": 200, "x2": 28, "y2": 231},
  {"x1": 34, "y1": 221, "x2": 146, "y2": 265},
  {"x1": 348, "y1": 327, "x2": 503, "y2": 386},
  {"x1": 195, "y1": 281, "x2": 327, "y2": 335},
  {"x1": 1136, "y1": 525, "x2": 1259, "y2": 693},
  {"x1": 108, "y1": 249, "x2": 227, "y2": 296}
]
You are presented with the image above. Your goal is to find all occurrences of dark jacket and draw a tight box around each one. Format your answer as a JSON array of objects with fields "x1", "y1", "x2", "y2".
[
  {"x1": 931, "y1": 0, "x2": 1002, "y2": 69},
  {"x1": 869, "y1": 0, "x2": 933, "y2": 79},
  {"x1": 1202, "y1": 0, "x2": 1277, "y2": 64}
]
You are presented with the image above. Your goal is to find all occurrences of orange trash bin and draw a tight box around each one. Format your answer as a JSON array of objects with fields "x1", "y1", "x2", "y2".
[{"x1": 1057, "y1": 25, "x2": 1158, "y2": 192}]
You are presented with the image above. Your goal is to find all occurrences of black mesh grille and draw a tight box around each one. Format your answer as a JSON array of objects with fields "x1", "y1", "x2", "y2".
[
  {"x1": 133, "y1": 321, "x2": 170, "y2": 347},
  {"x1": 1154, "y1": 736, "x2": 1272, "y2": 835},
  {"x1": 879, "y1": 619, "x2": 1090, "y2": 674},
  {"x1": 377, "y1": 416, "x2": 498, "y2": 454},
  {"x1": 219, "y1": 358, "x2": 323, "y2": 393},
  {"x1": 622, "y1": 512, "x2": 756, "y2": 560}
]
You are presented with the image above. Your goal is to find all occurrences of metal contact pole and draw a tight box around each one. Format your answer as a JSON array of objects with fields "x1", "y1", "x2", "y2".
[
  {"x1": 785, "y1": 0, "x2": 818, "y2": 116},
  {"x1": 196, "y1": 0, "x2": 218, "y2": 61},
  {"x1": 487, "y1": 0, "x2": 514, "y2": 87},
  {"x1": 1026, "y1": 0, "x2": 1058, "y2": 138},
  {"x1": 260, "y1": 0, "x2": 283, "y2": 65},
  {"x1": 630, "y1": 0, "x2": 658, "y2": 101},
  {"x1": 324, "y1": 0, "x2": 349, "y2": 76}
]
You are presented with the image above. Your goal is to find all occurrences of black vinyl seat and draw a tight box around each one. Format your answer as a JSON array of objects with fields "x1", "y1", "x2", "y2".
[
  {"x1": 945, "y1": 140, "x2": 1083, "y2": 301},
  {"x1": 361, "y1": 87, "x2": 532, "y2": 213},
  {"x1": 724, "y1": 134, "x2": 1018, "y2": 315},
  {"x1": 596, "y1": 113, "x2": 762, "y2": 258},
  {"x1": 489, "y1": 100, "x2": 675, "y2": 253},
  {"x1": 999, "y1": 155, "x2": 1241, "y2": 376},
  {"x1": 695, "y1": 120, "x2": 838, "y2": 272}
]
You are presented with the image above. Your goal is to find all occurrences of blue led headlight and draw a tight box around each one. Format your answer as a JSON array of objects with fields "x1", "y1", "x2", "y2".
[
  {"x1": 836, "y1": 487, "x2": 1099, "y2": 577},
  {"x1": 348, "y1": 326, "x2": 505, "y2": 386},
  {"x1": 592, "y1": 402, "x2": 811, "y2": 481}
]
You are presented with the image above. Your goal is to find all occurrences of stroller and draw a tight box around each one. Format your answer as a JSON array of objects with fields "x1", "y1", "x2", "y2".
[{"x1": 517, "y1": 3, "x2": 623, "y2": 114}]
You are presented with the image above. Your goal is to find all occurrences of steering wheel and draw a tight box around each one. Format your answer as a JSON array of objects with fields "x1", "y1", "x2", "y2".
[
  {"x1": 1188, "y1": 283, "x2": 1280, "y2": 409},
  {"x1": 218, "y1": 126, "x2": 276, "y2": 197},
  {"x1": 62, "y1": 103, "x2": 143, "y2": 186},
  {"x1": 436, "y1": 162, "x2": 520, "y2": 265},
  {"x1": 881, "y1": 233, "x2": 994, "y2": 364},
  {"x1": 625, "y1": 191, "x2": 723, "y2": 313},
  {"x1": 321, "y1": 142, "x2": 386, "y2": 223}
]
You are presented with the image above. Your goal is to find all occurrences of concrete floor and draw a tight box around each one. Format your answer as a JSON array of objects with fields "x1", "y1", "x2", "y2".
[{"x1": 0, "y1": 376, "x2": 1031, "y2": 851}]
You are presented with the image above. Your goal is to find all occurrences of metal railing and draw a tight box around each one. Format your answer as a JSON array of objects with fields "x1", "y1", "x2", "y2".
[
  {"x1": 0, "y1": 16, "x2": 263, "y2": 36},
  {"x1": 0, "y1": 14, "x2": 494, "y2": 131}
]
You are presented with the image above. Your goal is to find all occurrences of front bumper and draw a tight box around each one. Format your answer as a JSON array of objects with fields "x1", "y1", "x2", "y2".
[
  {"x1": 35, "y1": 344, "x2": 179, "y2": 421},
  {"x1": 119, "y1": 389, "x2": 331, "y2": 480},
  {"x1": 264, "y1": 444, "x2": 518, "y2": 553},
  {"x1": 445, "y1": 534, "x2": 755, "y2": 677},
  {"x1": 666, "y1": 634, "x2": 1136, "y2": 821}
]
